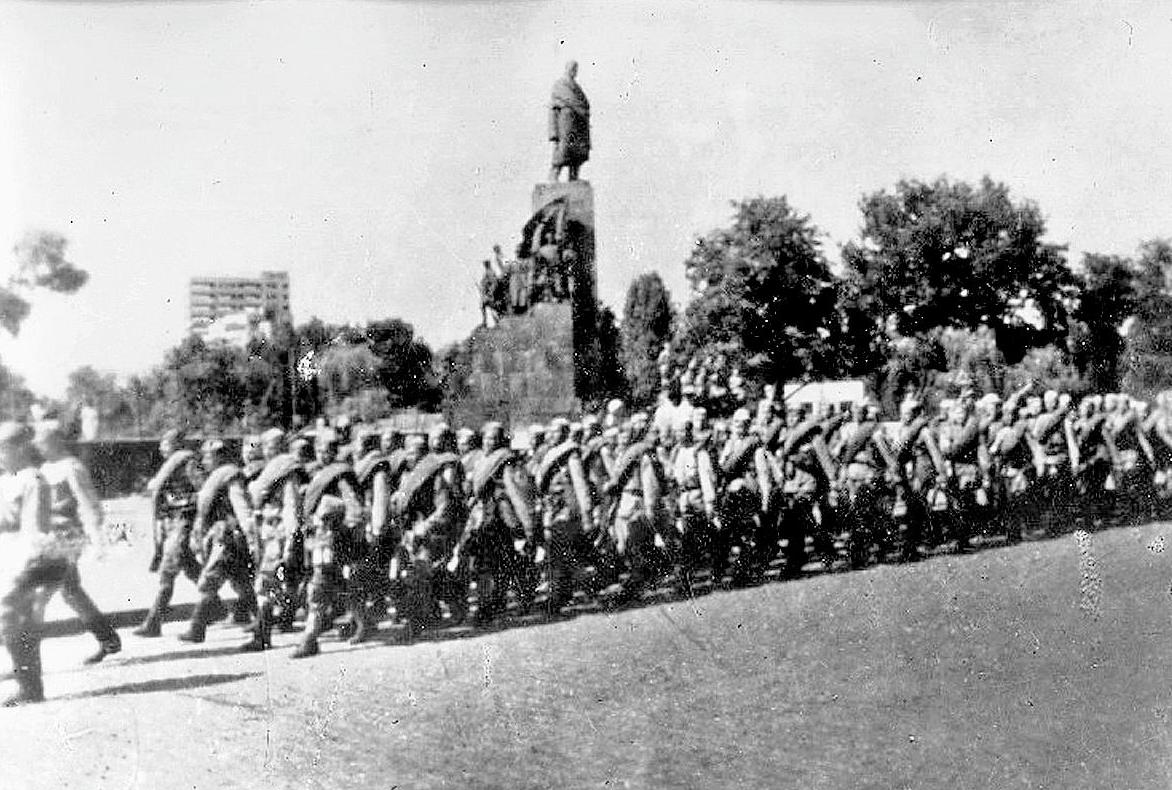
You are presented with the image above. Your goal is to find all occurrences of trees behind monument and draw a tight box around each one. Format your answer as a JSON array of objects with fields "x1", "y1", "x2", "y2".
[{"x1": 627, "y1": 176, "x2": 1172, "y2": 411}]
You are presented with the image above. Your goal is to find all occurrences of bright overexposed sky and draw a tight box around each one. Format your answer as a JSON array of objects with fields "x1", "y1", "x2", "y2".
[{"x1": 2, "y1": 1, "x2": 1170, "y2": 396}]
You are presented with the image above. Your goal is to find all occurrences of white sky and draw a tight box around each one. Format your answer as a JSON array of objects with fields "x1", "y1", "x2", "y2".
[{"x1": 2, "y1": 1, "x2": 1170, "y2": 396}]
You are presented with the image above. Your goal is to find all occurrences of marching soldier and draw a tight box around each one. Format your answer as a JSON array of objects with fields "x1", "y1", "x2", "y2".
[
  {"x1": 457, "y1": 422, "x2": 539, "y2": 622},
  {"x1": 346, "y1": 430, "x2": 395, "y2": 643},
  {"x1": 0, "y1": 423, "x2": 59, "y2": 705},
  {"x1": 716, "y1": 408, "x2": 775, "y2": 584},
  {"x1": 393, "y1": 426, "x2": 468, "y2": 635},
  {"x1": 134, "y1": 429, "x2": 214, "y2": 637},
  {"x1": 535, "y1": 419, "x2": 596, "y2": 613},
  {"x1": 33, "y1": 423, "x2": 121, "y2": 664},
  {"x1": 293, "y1": 430, "x2": 363, "y2": 658},
  {"x1": 239, "y1": 431, "x2": 305, "y2": 652},
  {"x1": 179, "y1": 439, "x2": 257, "y2": 644},
  {"x1": 939, "y1": 398, "x2": 983, "y2": 551},
  {"x1": 670, "y1": 416, "x2": 718, "y2": 591},
  {"x1": 833, "y1": 397, "x2": 898, "y2": 567},
  {"x1": 602, "y1": 413, "x2": 667, "y2": 604}
]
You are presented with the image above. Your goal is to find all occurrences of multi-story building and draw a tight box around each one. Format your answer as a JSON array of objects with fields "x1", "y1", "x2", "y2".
[{"x1": 189, "y1": 270, "x2": 291, "y2": 341}]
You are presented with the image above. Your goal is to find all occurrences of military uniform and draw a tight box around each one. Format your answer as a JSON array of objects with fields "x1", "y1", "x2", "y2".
[
  {"x1": 179, "y1": 452, "x2": 257, "y2": 644},
  {"x1": 536, "y1": 438, "x2": 594, "y2": 612},
  {"x1": 293, "y1": 458, "x2": 363, "y2": 658},
  {"x1": 134, "y1": 444, "x2": 205, "y2": 637},
  {"x1": 240, "y1": 453, "x2": 304, "y2": 651},
  {"x1": 39, "y1": 448, "x2": 120, "y2": 663}
]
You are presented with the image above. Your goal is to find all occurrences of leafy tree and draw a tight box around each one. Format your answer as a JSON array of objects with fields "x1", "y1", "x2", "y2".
[
  {"x1": 1070, "y1": 253, "x2": 1135, "y2": 391},
  {"x1": 64, "y1": 365, "x2": 136, "y2": 436},
  {"x1": 1121, "y1": 239, "x2": 1172, "y2": 399},
  {"x1": 593, "y1": 303, "x2": 628, "y2": 406},
  {"x1": 1003, "y1": 344, "x2": 1088, "y2": 396},
  {"x1": 676, "y1": 196, "x2": 839, "y2": 389},
  {"x1": 620, "y1": 273, "x2": 674, "y2": 407},
  {"x1": 842, "y1": 177, "x2": 1075, "y2": 363},
  {"x1": 2, "y1": 231, "x2": 89, "y2": 335}
]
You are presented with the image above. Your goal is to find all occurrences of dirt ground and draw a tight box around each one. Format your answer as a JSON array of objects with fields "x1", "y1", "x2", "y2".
[{"x1": 4, "y1": 498, "x2": 1172, "y2": 789}]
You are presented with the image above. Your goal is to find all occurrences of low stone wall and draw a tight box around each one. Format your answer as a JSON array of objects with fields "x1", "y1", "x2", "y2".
[{"x1": 68, "y1": 437, "x2": 244, "y2": 499}]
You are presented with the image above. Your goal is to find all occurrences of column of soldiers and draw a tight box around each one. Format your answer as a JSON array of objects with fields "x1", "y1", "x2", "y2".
[{"x1": 124, "y1": 385, "x2": 1172, "y2": 661}]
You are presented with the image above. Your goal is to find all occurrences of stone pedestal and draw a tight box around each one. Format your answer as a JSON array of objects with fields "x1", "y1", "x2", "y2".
[
  {"x1": 445, "y1": 180, "x2": 602, "y2": 430},
  {"x1": 447, "y1": 303, "x2": 579, "y2": 428}
]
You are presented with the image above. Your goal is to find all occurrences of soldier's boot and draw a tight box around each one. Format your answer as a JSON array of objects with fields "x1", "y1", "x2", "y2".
[
  {"x1": 232, "y1": 598, "x2": 254, "y2": 626},
  {"x1": 133, "y1": 582, "x2": 175, "y2": 637},
  {"x1": 83, "y1": 630, "x2": 122, "y2": 666},
  {"x1": 291, "y1": 611, "x2": 322, "y2": 659},
  {"x1": 345, "y1": 593, "x2": 376, "y2": 644},
  {"x1": 3, "y1": 634, "x2": 44, "y2": 707},
  {"x1": 206, "y1": 595, "x2": 229, "y2": 624},
  {"x1": 177, "y1": 598, "x2": 213, "y2": 644},
  {"x1": 239, "y1": 600, "x2": 273, "y2": 652}
]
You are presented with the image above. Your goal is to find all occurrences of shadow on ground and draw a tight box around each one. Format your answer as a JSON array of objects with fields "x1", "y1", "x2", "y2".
[{"x1": 54, "y1": 671, "x2": 260, "y2": 701}]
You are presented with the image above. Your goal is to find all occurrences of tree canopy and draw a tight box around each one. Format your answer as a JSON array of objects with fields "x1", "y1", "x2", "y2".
[
  {"x1": 842, "y1": 177, "x2": 1075, "y2": 363},
  {"x1": 676, "y1": 196, "x2": 839, "y2": 390},
  {"x1": 620, "y1": 272, "x2": 674, "y2": 407}
]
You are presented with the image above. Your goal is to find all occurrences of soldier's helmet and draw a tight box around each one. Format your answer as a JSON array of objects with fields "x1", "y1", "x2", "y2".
[
  {"x1": 482, "y1": 421, "x2": 506, "y2": 452},
  {"x1": 314, "y1": 429, "x2": 340, "y2": 464},
  {"x1": 899, "y1": 398, "x2": 921, "y2": 421},
  {"x1": 456, "y1": 428, "x2": 477, "y2": 455},
  {"x1": 605, "y1": 399, "x2": 627, "y2": 429},
  {"x1": 355, "y1": 430, "x2": 380, "y2": 458},
  {"x1": 428, "y1": 423, "x2": 455, "y2": 454},
  {"x1": 404, "y1": 434, "x2": 428, "y2": 468},
  {"x1": 290, "y1": 437, "x2": 314, "y2": 464},
  {"x1": 380, "y1": 428, "x2": 404, "y2": 455},
  {"x1": 1042, "y1": 389, "x2": 1060, "y2": 411},
  {"x1": 260, "y1": 427, "x2": 286, "y2": 459},
  {"x1": 201, "y1": 438, "x2": 228, "y2": 467},
  {"x1": 242, "y1": 434, "x2": 263, "y2": 463},
  {"x1": 159, "y1": 428, "x2": 185, "y2": 456},
  {"x1": 731, "y1": 407, "x2": 751, "y2": 430},
  {"x1": 629, "y1": 411, "x2": 650, "y2": 441},
  {"x1": 549, "y1": 417, "x2": 571, "y2": 445}
]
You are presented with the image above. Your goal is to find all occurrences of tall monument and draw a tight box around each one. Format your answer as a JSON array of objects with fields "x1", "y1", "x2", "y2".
[{"x1": 445, "y1": 62, "x2": 601, "y2": 429}]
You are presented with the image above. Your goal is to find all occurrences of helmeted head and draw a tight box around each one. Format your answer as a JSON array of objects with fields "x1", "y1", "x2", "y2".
[
  {"x1": 428, "y1": 423, "x2": 455, "y2": 454},
  {"x1": 549, "y1": 417, "x2": 571, "y2": 446},
  {"x1": 260, "y1": 428, "x2": 286, "y2": 460},
  {"x1": 456, "y1": 428, "x2": 477, "y2": 456},
  {"x1": 605, "y1": 399, "x2": 626, "y2": 429},
  {"x1": 241, "y1": 434, "x2": 263, "y2": 464},
  {"x1": 569, "y1": 422, "x2": 584, "y2": 444},
  {"x1": 582, "y1": 414, "x2": 601, "y2": 441},
  {"x1": 314, "y1": 430, "x2": 340, "y2": 466},
  {"x1": 482, "y1": 421, "x2": 506, "y2": 453},
  {"x1": 1043, "y1": 389, "x2": 1060, "y2": 412},
  {"x1": 527, "y1": 424, "x2": 546, "y2": 453},
  {"x1": 355, "y1": 430, "x2": 380, "y2": 458},
  {"x1": 159, "y1": 428, "x2": 185, "y2": 457},
  {"x1": 899, "y1": 398, "x2": 921, "y2": 424},
  {"x1": 201, "y1": 438, "x2": 229, "y2": 470},
  {"x1": 290, "y1": 437, "x2": 314, "y2": 465},
  {"x1": 731, "y1": 407, "x2": 751, "y2": 437},
  {"x1": 380, "y1": 428, "x2": 404, "y2": 455},
  {"x1": 404, "y1": 434, "x2": 428, "y2": 468},
  {"x1": 629, "y1": 412, "x2": 650, "y2": 442}
]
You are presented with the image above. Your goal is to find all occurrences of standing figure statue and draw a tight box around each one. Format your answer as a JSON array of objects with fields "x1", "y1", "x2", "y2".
[{"x1": 548, "y1": 60, "x2": 591, "y2": 182}]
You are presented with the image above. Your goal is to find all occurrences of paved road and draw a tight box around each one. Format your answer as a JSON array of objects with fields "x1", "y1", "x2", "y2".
[{"x1": 4, "y1": 499, "x2": 1172, "y2": 789}]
